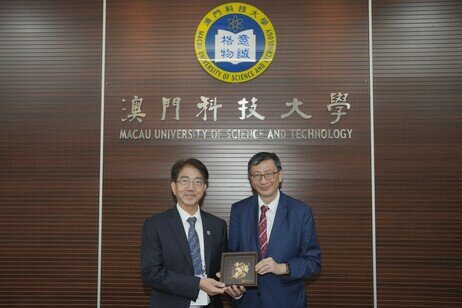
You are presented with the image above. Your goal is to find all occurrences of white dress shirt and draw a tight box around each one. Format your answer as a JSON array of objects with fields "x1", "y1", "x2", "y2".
[
  {"x1": 176, "y1": 204, "x2": 210, "y2": 307},
  {"x1": 258, "y1": 190, "x2": 280, "y2": 242}
]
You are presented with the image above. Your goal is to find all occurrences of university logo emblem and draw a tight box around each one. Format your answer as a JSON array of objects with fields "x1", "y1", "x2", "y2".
[{"x1": 195, "y1": 2, "x2": 277, "y2": 83}]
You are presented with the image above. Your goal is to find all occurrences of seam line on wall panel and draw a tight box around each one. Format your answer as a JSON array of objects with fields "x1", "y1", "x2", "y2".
[
  {"x1": 368, "y1": 0, "x2": 378, "y2": 307},
  {"x1": 98, "y1": 0, "x2": 107, "y2": 307}
]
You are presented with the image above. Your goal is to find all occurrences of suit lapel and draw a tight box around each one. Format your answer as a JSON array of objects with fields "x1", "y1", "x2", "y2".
[
  {"x1": 201, "y1": 210, "x2": 212, "y2": 275},
  {"x1": 267, "y1": 192, "x2": 288, "y2": 257},
  {"x1": 168, "y1": 207, "x2": 193, "y2": 268},
  {"x1": 251, "y1": 196, "x2": 260, "y2": 251}
]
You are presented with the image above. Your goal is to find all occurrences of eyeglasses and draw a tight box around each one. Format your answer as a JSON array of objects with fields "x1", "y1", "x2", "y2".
[
  {"x1": 176, "y1": 177, "x2": 205, "y2": 187},
  {"x1": 250, "y1": 171, "x2": 279, "y2": 181}
]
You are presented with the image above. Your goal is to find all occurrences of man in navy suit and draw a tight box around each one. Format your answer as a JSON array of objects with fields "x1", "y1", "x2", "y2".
[
  {"x1": 227, "y1": 152, "x2": 321, "y2": 308},
  {"x1": 141, "y1": 158, "x2": 227, "y2": 308}
]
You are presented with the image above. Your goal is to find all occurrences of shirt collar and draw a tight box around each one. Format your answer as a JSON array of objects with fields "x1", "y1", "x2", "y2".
[
  {"x1": 176, "y1": 204, "x2": 202, "y2": 224},
  {"x1": 258, "y1": 190, "x2": 280, "y2": 213}
]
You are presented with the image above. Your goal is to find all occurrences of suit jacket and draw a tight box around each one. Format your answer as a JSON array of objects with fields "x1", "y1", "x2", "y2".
[
  {"x1": 141, "y1": 206, "x2": 227, "y2": 308},
  {"x1": 228, "y1": 192, "x2": 321, "y2": 308}
]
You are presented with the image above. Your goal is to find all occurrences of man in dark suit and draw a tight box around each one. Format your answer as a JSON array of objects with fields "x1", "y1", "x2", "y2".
[
  {"x1": 141, "y1": 158, "x2": 227, "y2": 308},
  {"x1": 227, "y1": 152, "x2": 321, "y2": 308}
]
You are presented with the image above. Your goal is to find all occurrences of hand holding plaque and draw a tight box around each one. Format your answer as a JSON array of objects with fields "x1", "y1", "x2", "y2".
[{"x1": 220, "y1": 252, "x2": 258, "y2": 286}]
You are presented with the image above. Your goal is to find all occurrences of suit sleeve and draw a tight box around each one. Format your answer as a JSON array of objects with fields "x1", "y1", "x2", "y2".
[
  {"x1": 228, "y1": 204, "x2": 239, "y2": 252},
  {"x1": 284, "y1": 206, "x2": 322, "y2": 281},
  {"x1": 213, "y1": 218, "x2": 228, "y2": 277},
  {"x1": 222, "y1": 219, "x2": 228, "y2": 254},
  {"x1": 226, "y1": 205, "x2": 245, "y2": 305},
  {"x1": 140, "y1": 218, "x2": 200, "y2": 301}
]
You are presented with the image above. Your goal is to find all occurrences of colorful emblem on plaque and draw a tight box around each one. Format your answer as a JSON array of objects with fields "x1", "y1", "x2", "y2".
[{"x1": 195, "y1": 3, "x2": 277, "y2": 83}]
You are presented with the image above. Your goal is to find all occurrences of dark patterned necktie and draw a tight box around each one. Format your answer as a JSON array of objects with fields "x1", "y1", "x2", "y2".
[
  {"x1": 187, "y1": 217, "x2": 204, "y2": 276},
  {"x1": 258, "y1": 205, "x2": 269, "y2": 260}
]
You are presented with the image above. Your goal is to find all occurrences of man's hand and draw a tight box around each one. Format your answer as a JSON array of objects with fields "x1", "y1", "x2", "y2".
[
  {"x1": 255, "y1": 257, "x2": 288, "y2": 276},
  {"x1": 199, "y1": 278, "x2": 225, "y2": 296},
  {"x1": 225, "y1": 284, "x2": 246, "y2": 299},
  {"x1": 216, "y1": 272, "x2": 246, "y2": 299}
]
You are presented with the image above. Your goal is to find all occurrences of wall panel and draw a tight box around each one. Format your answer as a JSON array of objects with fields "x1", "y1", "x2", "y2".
[
  {"x1": 373, "y1": 0, "x2": 462, "y2": 307},
  {"x1": 102, "y1": 0, "x2": 371, "y2": 307},
  {"x1": 0, "y1": 1, "x2": 101, "y2": 306}
]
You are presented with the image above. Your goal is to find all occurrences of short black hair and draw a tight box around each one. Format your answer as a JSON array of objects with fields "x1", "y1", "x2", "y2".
[
  {"x1": 171, "y1": 158, "x2": 209, "y2": 186},
  {"x1": 247, "y1": 152, "x2": 282, "y2": 175}
]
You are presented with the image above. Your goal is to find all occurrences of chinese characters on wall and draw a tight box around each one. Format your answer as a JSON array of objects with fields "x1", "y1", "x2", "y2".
[
  {"x1": 122, "y1": 93, "x2": 350, "y2": 123},
  {"x1": 119, "y1": 93, "x2": 353, "y2": 141}
]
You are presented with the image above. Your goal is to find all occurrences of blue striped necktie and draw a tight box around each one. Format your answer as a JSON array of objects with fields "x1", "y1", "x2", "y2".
[{"x1": 187, "y1": 217, "x2": 204, "y2": 276}]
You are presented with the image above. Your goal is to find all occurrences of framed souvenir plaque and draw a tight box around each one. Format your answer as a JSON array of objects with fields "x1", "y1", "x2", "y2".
[{"x1": 220, "y1": 252, "x2": 258, "y2": 286}]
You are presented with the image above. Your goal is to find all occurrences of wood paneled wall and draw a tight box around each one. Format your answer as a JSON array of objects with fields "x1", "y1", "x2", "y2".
[
  {"x1": 0, "y1": 0, "x2": 102, "y2": 307},
  {"x1": 103, "y1": 1, "x2": 371, "y2": 306},
  {"x1": 0, "y1": 0, "x2": 460, "y2": 307},
  {"x1": 373, "y1": 0, "x2": 462, "y2": 307}
]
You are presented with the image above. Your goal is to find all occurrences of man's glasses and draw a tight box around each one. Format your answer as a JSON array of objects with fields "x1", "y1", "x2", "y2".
[
  {"x1": 250, "y1": 171, "x2": 279, "y2": 182},
  {"x1": 176, "y1": 177, "x2": 205, "y2": 187}
]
